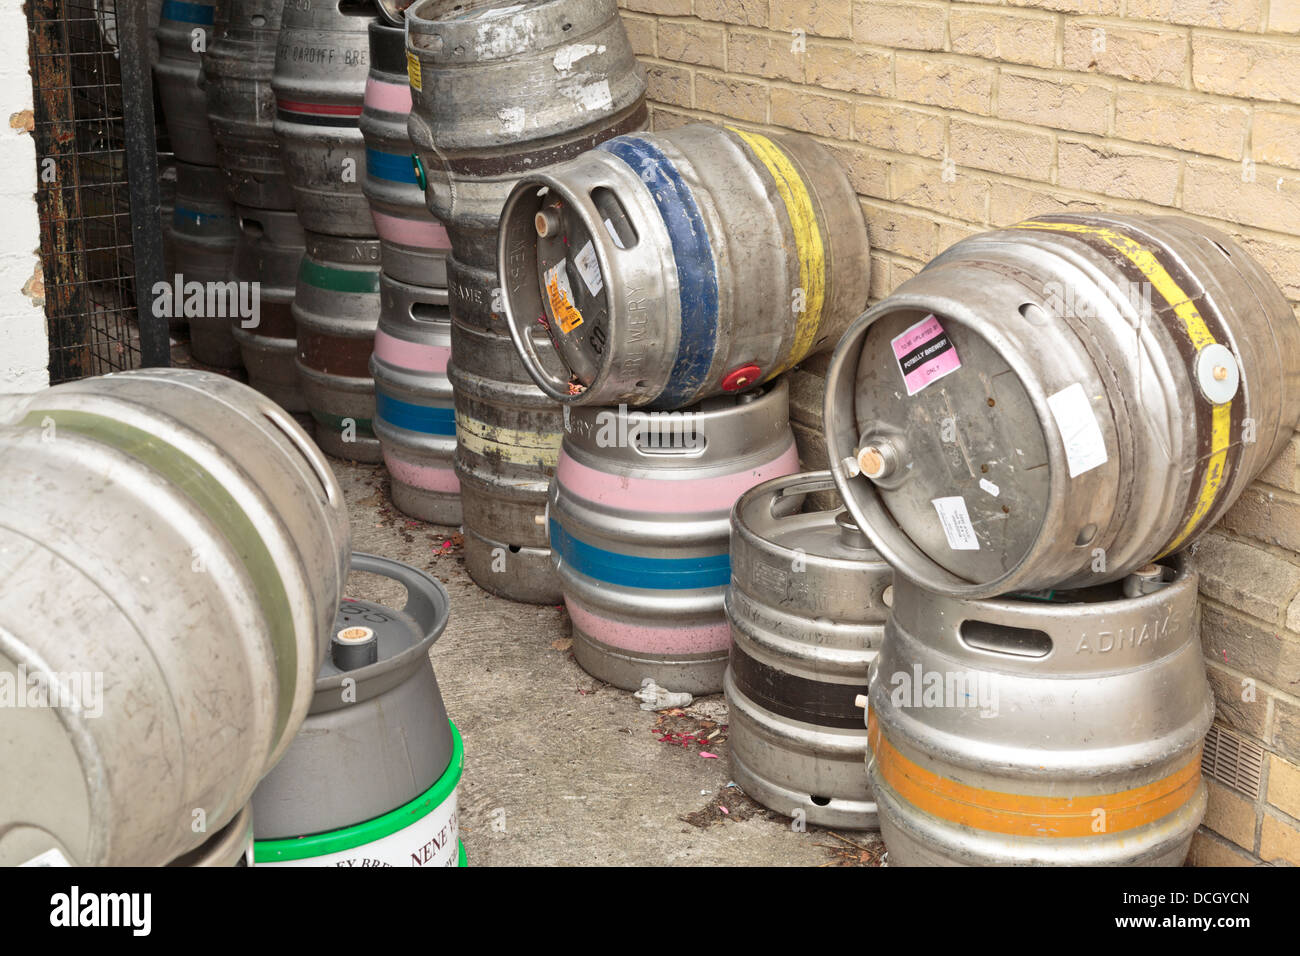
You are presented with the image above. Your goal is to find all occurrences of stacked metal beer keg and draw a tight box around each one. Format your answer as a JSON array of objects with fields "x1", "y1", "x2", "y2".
[
  {"x1": 499, "y1": 122, "x2": 873, "y2": 679},
  {"x1": 815, "y1": 213, "x2": 1300, "y2": 864}
]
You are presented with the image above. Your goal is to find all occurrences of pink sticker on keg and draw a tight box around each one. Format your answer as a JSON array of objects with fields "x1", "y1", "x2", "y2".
[{"x1": 892, "y1": 314, "x2": 961, "y2": 396}]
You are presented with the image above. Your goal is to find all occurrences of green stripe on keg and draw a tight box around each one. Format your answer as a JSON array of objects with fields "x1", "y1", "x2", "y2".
[
  {"x1": 253, "y1": 721, "x2": 464, "y2": 863},
  {"x1": 20, "y1": 409, "x2": 300, "y2": 751},
  {"x1": 310, "y1": 410, "x2": 375, "y2": 435},
  {"x1": 298, "y1": 258, "x2": 382, "y2": 295}
]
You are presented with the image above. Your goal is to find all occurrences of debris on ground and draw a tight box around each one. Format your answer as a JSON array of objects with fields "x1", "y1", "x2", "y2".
[
  {"x1": 651, "y1": 708, "x2": 727, "y2": 753},
  {"x1": 816, "y1": 831, "x2": 888, "y2": 867},
  {"x1": 634, "y1": 677, "x2": 693, "y2": 711},
  {"x1": 681, "y1": 785, "x2": 770, "y2": 828},
  {"x1": 550, "y1": 637, "x2": 573, "y2": 652}
]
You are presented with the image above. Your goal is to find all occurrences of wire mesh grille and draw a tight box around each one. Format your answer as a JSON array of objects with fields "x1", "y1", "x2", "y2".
[{"x1": 28, "y1": 0, "x2": 146, "y2": 383}]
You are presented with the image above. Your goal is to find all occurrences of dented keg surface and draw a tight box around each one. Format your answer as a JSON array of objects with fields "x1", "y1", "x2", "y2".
[
  {"x1": 0, "y1": 369, "x2": 350, "y2": 867},
  {"x1": 154, "y1": 0, "x2": 217, "y2": 164},
  {"x1": 361, "y1": 21, "x2": 450, "y2": 287},
  {"x1": 405, "y1": 0, "x2": 647, "y2": 333},
  {"x1": 230, "y1": 207, "x2": 308, "y2": 413},
  {"x1": 293, "y1": 232, "x2": 383, "y2": 462},
  {"x1": 724, "y1": 472, "x2": 889, "y2": 830},
  {"x1": 272, "y1": 0, "x2": 378, "y2": 236},
  {"x1": 500, "y1": 123, "x2": 871, "y2": 410},
  {"x1": 552, "y1": 382, "x2": 799, "y2": 694},
  {"x1": 825, "y1": 213, "x2": 1300, "y2": 600},
  {"x1": 202, "y1": 0, "x2": 295, "y2": 209},
  {"x1": 449, "y1": 321, "x2": 565, "y2": 604},
  {"x1": 166, "y1": 805, "x2": 254, "y2": 867},
  {"x1": 870, "y1": 559, "x2": 1212, "y2": 866},
  {"x1": 372, "y1": 275, "x2": 460, "y2": 525},
  {"x1": 172, "y1": 161, "x2": 241, "y2": 367},
  {"x1": 254, "y1": 553, "x2": 464, "y2": 867}
]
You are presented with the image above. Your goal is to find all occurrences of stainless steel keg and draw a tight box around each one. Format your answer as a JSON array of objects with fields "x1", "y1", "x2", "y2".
[
  {"x1": 166, "y1": 805, "x2": 254, "y2": 867},
  {"x1": 171, "y1": 160, "x2": 241, "y2": 367},
  {"x1": 552, "y1": 381, "x2": 799, "y2": 693},
  {"x1": 725, "y1": 472, "x2": 889, "y2": 829},
  {"x1": 825, "y1": 214, "x2": 1300, "y2": 599},
  {"x1": 154, "y1": 0, "x2": 217, "y2": 164}
]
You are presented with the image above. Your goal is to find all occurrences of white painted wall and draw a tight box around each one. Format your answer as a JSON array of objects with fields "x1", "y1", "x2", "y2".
[{"x1": 0, "y1": 5, "x2": 48, "y2": 392}]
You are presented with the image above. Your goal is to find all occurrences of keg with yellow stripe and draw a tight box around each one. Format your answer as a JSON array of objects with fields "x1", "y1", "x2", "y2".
[
  {"x1": 498, "y1": 123, "x2": 870, "y2": 410},
  {"x1": 869, "y1": 559, "x2": 1212, "y2": 866},
  {"x1": 825, "y1": 214, "x2": 1300, "y2": 599}
]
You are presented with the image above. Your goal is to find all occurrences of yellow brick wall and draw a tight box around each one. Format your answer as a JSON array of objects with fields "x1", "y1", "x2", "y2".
[{"x1": 618, "y1": 0, "x2": 1300, "y2": 865}]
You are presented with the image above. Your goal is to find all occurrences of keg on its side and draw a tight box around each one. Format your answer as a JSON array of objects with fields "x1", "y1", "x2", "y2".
[
  {"x1": 0, "y1": 369, "x2": 350, "y2": 867},
  {"x1": 825, "y1": 214, "x2": 1300, "y2": 599},
  {"x1": 154, "y1": 0, "x2": 217, "y2": 164},
  {"x1": 360, "y1": 21, "x2": 450, "y2": 288},
  {"x1": 271, "y1": 0, "x2": 377, "y2": 236},
  {"x1": 253, "y1": 553, "x2": 464, "y2": 867},
  {"x1": 293, "y1": 232, "x2": 383, "y2": 462},
  {"x1": 166, "y1": 805, "x2": 254, "y2": 867},
  {"x1": 551, "y1": 382, "x2": 799, "y2": 693},
  {"x1": 202, "y1": 0, "x2": 295, "y2": 209},
  {"x1": 725, "y1": 472, "x2": 889, "y2": 830},
  {"x1": 372, "y1": 274, "x2": 460, "y2": 525},
  {"x1": 500, "y1": 123, "x2": 871, "y2": 410},
  {"x1": 870, "y1": 560, "x2": 1213, "y2": 866},
  {"x1": 172, "y1": 161, "x2": 241, "y2": 366},
  {"x1": 230, "y1": 207, "x2": 308, "y2": 416}
]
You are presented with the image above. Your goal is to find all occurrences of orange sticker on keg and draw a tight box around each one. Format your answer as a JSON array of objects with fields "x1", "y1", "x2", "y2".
[{"x1": 545, "y1": 262, "x2": 584, "y2": 334}]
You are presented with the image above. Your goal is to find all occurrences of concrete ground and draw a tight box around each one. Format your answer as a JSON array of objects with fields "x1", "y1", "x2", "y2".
[{"x1": 334, "y1": 459, "x2": 884, "y2": 867}]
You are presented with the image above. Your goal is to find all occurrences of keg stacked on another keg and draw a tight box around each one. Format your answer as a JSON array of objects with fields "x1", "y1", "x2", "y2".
[
  {"x1": 406, "y1": 0, "x2": 647, "y2": 603},
  {"x1": 273, "y1": 0, "x2": 385, "y2": 461},
  {"x1": 362, "y1": 17, "x2": 460, "y2": 523},
  {"x1": 821, "y1": 213, "x2": 1300, "y2": 865}
]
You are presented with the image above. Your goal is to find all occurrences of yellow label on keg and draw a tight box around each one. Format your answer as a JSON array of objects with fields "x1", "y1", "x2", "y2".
[
  {"x1": 406, "y1": 51, "x2": 422, "y2": 91},
  {"x1": 545, "y1": 262, "x2": 584, "y2": 334}
]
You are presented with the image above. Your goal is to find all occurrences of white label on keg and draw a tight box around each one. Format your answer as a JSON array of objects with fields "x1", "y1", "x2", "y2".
[
  {"x1": 259, "y1": 791, "x2": 459, "y2": 868},
  {"x1": 979, "y1": 477, "x2": 1000, "y2": 498},
  {"x1": 932, "y1": 496, "x2": 980, "y2": 551},
  {"x1": 20, "y1": 848, "x2": 70, "y2": 867},
  {"x1": 603, "y1": 218, "x2": 625, "y2": 249},
  {"x1": 1047, "y1": 383, "x2": 1108, "y2": 478},
  {"x1": 573, "y1": 240, "x2": 604, "y2": 297}
]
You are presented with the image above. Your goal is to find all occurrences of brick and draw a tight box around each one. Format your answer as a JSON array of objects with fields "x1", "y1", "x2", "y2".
[
  {"x1": 1260, "y1": 813, "x2": 1300, "y2": 865},
  {"x1": 860, "y1": 199, "x2": 940, "y2": 259},
  {"x1": 1194, "y1": 531, "x2": 1300, "y2": 624},
  {"x1": 694, "y1": 72, "x2": 768, "y2": 122},
  {"x1": 1274, "y1": 695, "x2": 1300, "y2": 761},
  {"x1": 644, "y1": 63, "x2": 693, "y2": 109},
  {"x1": 1259, "y1": 436, "x2": 1300, "y2": 496},
  {"x1": 1269, "y1": 0, "x2": 1300, "y2": 31},
  {"x1": 657, "y1": 21, "x2": 727, "y2": 69},
  {"x1": 792, "y1": 421, "x2": 829, "y2": 471},
  {"x1": 1222, "y1": 487, "x2": 1300, "y2": 551},
  {"x1": 621, "y1": 14, "x2": 656, "y2": 57},
  {"x1": 1183, "y1": 159, "x2": 1300, "y2": 236},
  {"x1": 895, "y1": 54, "x2": 994, "y2": 115},
  {"x1": 1006, "y1": 0, "x2": 1120, "y2": 12},
  {"x1": 1268, "y1": 753, "x2": 1300, "y2": 818},
  {"x1": 772, "y1": 0, "x2": 852, "y2": 38},
  {"x1": 1125, "y1": 0, "x2": 1264, "y2": 31},
  {"x1": 823, "y1": 142, "x2": 890, "y2": 198},
  {"x1": 726, "y1": 29, "x2": 805, "y2": 82},
  {"x1": 788, "y1": 367, "x2": 827, "y2": 428},
  {"x1": 853, "y1": 103, "x2": 945, "y2": 159},
  {"x1": 624, "y1": 0, "x2": 691, "y2": 15},
  {"x1": 949, "y1": 8, "x2": 1058, "y2": 69},
  {"x1": 695, "y1": 0, "x2": 768, "y2": 27},
  {"x1": 1253, "y1": 110, "x2": 1300, "y2": 171},
  {"x1": 868, "y1": 252, "x2": 892, "y2": 300},
  {"x1": 950, "y1": 117, "x2": 1054, "y2": 180},
  {"x1": 989, "y1": 181, "x2": 1108, "y2": 224},
  {"x1": 1204, "y1": 777, "x2": 1258, "y2": 849},
  {"x1": 805, "y1": 42, "x2": 892, "y2": 96},
  {"x1": 1057, "y1": 140, "x2": 1179, "y2": 203},
  {"x1": 1206, "y1": 661, "x2": 1269, "y2": 739},
  {"x1": 1199, "y1": 603, "x2": 1300, "y2": 694},
  {"x1": 852, "y1": 0, "x2": 947, "y2": 51},
  {"x1": 649, "y1": 106, "x2": 696, "y2": 132},
  {"x1": 1063, "y1": 21, "x2": 1187, "y2": 85},
  {"x1": 1187, "y1": 828, "x2": 1258, "y2": 866},
  {"x1": 770, "y1": 85, "x2": 853, "y2": 137},
  {"x1": 891, "y1": 257, "x2": 925, "y2": 286},
  {"x1": 1234, "y1": 235, "x2": 1300, "y2": 302},
  {"x1": 998, "y1": 71, "x2": 1112, "y2": 136},
  {"x1": 1114, "y1": 89, "x2": 1247, "y2": 161},
  {"x1": 892, "y1": 160, "x2": 991, "y2": 223},
  {"x1": 939, "y1": 221, "x2": 982, "y2": 252},
  {"x1": 1193, "y1": 35, "x2": 1300, "y2": 105}
]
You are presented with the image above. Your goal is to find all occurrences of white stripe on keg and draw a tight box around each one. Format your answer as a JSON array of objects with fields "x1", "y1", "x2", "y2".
[{"x1": 258, "y1": 791, "x2": 459, "y2": 868}]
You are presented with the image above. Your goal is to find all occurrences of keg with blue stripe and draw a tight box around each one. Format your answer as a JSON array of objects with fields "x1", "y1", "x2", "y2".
[
  {"x1": 371, "y1": 273, "x2": 459, "y2": 524},
  {"x1": 271, "y1": 0, "x2": 377, "y2": 236},
  {"x1": 725, "y1": 472, "x2": 890, "y2": 830},
  {"x1": 551, "y1": 381, "x2": 799, "y2": 693},
  {"x1": 171, "y1": 160, "x2": 241, "y2": 368},
  {"x1": 360, "y1": 21, "x2": 449, "y2": 287},
  {"x1": 253, "y1": 553, "x2": 465, "y2": 868},
  {"x1": 154, "y1": 0, "x2": 217, "y2": 164},
  {"x1": 499, "y1": 123, "x2": 871, "y2": 410}
]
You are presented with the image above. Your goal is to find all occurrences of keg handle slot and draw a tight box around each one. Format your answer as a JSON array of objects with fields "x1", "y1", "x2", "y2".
[
  {"x1": 768, "y1": 473, "x2": 837, "y2": 520},
  {"x1": 958, "y1": 619, "x2": 1052, "y2": 659},
  {"x1": 410, "y1": 300, "x2": 450, "y2": 324},
  {"x1": 261, "y1": 409, "x2": 338, "y2": 507},
  {"x1": 630, "y1": 423, "x2": 707, "y2": 458},
  {"x1": 337, "y1": 0, "x2": 376, "y2": 15}
]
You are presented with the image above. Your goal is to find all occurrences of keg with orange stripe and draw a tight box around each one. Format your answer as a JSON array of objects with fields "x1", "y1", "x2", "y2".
[
  {"x1": 824, "y1": 214, "x2": 1300, "y2": 599},
  {"x1": 868, "y1": 559, "x2": 1213, "y2": 866}
]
